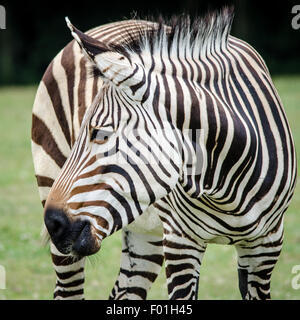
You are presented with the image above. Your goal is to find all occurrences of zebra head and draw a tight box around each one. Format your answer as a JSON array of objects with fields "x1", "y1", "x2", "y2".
[{"x1": 44, "y1": 19, "x2": 184, "y2": 257}]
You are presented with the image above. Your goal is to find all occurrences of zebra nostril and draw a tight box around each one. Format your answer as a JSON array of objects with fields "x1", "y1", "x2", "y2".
[
  {"x1": 44, "y1": 207, "x2": 70, "y2": 239},
  {"x1": 50, "y1": 217, "x2": 64, "y2": 237},
  {"x1": 72, "y1": 221, "x2": 100, "y2": 256}
]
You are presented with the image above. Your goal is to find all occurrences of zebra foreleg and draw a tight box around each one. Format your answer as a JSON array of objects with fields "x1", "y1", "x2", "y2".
[
  {"x1": 163, "y1": 232, "x2": 207, "y2": 300},
  {"x1": 109, "y1": 227, "x2": 164, "y2": 300},
  {"x1": 235, "y1": 227, "x2": 283, "y2": 300},
  {"x1": 50, "y1": 242, "x2": 86, "y2": 300}
]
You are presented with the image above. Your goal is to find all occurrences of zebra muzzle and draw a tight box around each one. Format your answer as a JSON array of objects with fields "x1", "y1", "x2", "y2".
[
  {"x1": 44, "y1": 207, "x2": 100, "y2": 257},
  {"x1": 71, "y1": 221, "x2": 100, "y2": 256}
]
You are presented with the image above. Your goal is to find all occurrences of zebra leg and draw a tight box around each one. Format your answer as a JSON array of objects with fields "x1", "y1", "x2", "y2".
[
  {"x1": 50, "y1": 242, "x2": 86, "y2": 299},
  {"x1": 163, "y1": 232, "x2": 207, "y2": 300},
  {"x1": 235, "y1": 225, "x2": 283, "y2": 300},
  {"x1": 109, "y1": 227, "x2": 164, "y2": 300}
]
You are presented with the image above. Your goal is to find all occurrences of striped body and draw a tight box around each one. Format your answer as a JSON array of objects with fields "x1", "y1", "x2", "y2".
[
  {"x1": 33, "y1": 9, "x2": 297, "y2": 299},
  {"x1": 32, "y1": 20, "x2": 164, "y2": 300}
]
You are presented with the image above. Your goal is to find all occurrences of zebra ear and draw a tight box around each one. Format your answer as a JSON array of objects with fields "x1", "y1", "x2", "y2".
[
  {"x1": 65, "y1": 17, "x2": 110, "y2": 61},
  {"x1": 66, "y1": 17, "x2": 146, "y2": 93}
]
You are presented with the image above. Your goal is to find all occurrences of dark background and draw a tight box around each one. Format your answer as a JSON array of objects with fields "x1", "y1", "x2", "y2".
[{"x1": 0, "y1": 0, "x2": 299, "y2": 85}]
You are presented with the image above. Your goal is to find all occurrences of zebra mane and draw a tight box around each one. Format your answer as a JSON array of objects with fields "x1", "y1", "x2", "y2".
[{"x1": 116, "y1": 6, "x2": 234, "y2": 59}]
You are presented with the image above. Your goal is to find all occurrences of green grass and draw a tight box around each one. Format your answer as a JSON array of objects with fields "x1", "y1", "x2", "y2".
[{"x1": 0, "y1": 76, "x2": 300, "y2": 300}]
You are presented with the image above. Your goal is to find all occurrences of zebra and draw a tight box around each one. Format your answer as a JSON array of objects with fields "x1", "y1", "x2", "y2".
[
  {"x1": 32, "y1": 19, "x2": 165, "y2": 300},
  {"x1": 38, "y1": 7, "x2": 296, "y2": 300}
]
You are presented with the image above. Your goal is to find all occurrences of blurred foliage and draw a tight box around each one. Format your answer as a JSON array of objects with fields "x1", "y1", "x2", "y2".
[{"x1": 0, "y1": 0, "x2": 300, "y2": 85}]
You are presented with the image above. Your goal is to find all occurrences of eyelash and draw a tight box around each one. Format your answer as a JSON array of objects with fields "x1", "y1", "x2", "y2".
[
  {"x1": 91, "y1": 129, "x2": 98, "y2": 141},
  {"x1": 90, "y1": 128, "x2": 113, "y2": 142}
]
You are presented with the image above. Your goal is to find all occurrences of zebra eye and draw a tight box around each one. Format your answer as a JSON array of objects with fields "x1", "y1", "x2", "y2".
[{"x1": 90, "y1": 128, "x2": 113, "y2": 143}]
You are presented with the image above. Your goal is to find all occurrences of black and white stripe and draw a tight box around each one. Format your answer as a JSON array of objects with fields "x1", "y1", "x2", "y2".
[
  {"x1": 38, "y1": 8, "x2": 297, "y2": 300},
  {"x1": 32, "y1": 19, "x2": 165, "y2": 300}
]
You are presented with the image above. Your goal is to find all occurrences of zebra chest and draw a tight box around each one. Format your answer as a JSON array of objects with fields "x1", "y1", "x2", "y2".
[{"x1": 163, "y1": 189, "x2": 266, "y2": 244}]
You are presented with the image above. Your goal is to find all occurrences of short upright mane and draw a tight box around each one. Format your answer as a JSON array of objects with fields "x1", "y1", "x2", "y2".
[{"x1": 116, "y1": 6, "x2": 234, "y2": 58}]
